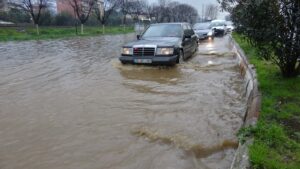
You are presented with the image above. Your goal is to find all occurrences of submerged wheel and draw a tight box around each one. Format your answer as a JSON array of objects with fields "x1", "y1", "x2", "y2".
[{"x1": 176, "y1": 50, "x2": 184, "y2": 64}]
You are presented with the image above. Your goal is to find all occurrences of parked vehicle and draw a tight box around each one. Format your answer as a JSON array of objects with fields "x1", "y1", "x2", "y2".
[
  {"x1": 211, "y1": 20, "x2": 227, "y2": 36},
  {"x1": 193, "y1": 22, "x2": 214, "y2": 41},
  {"x1": 119, "y1": 23, "x2": 198, "y2": 65}
]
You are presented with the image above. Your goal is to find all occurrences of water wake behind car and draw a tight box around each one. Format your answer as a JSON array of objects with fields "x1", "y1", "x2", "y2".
[{"x1": 0, "y1": 34, "x2": 246, "y2": 169}]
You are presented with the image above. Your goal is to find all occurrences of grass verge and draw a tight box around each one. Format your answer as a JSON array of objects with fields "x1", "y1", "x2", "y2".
[
  {"x1": 233, "y1": 33, "x2": 300, "y2": 169},
  {"x1": 0, "y1": 26, "x2": 134, "y2": 41}
]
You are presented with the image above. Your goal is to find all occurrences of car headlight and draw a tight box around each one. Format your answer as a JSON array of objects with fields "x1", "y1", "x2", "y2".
[
  {"x1": 208, "y1": 31, "x2": 213, "y2": 36},
  {"x1": 156, "y1": 48, "x2": 174, "y2": 55},
  {"x1": 122, "y1": 47, "x2": 133, "y2": 55}
]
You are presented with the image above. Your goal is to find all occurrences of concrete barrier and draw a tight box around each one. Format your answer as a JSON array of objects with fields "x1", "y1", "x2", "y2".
[{"x1": 229, "y1": 36, "x2": 261, "y2": 169}]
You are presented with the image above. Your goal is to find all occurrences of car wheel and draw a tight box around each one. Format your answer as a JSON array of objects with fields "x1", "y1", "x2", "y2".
[{"x1": 176, "y1": 50, "x2": 184, "y2": 64}]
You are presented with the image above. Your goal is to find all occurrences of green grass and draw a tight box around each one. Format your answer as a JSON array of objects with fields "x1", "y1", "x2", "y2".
[
  {"x1": 233, "y1": 33, "x2": 300, "y2": 169},
  {"x1": 0, "y1": 26, "x2": 134, "y2": 41}
]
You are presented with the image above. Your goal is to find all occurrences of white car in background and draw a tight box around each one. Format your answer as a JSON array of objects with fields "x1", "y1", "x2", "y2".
[
  {"x1": 211, "y1": 20, "x2": 227, "y2": 36},
  {"x1": 226, "y1": 21, "x2": 235, "y2": 32}
]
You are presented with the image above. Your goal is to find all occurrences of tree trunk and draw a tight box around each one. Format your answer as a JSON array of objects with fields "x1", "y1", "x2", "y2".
[
  {"x1": 81, "y1": 24, "x2": 84, "y2": 35},
  {"x1": 296, "y1": 62, "x2": 300, "y2": 75},
  {"x1": 102, "y1": 24, "x2": 105, "y2": 34},
  {"x1": 35, "y1": 24, "x2": 39, "y2": 35},
  {"x1": 75, "y1": 22, "x2": 78, "y2": 35},
  {"x1": 123, "y1": 15, "x2": 126, "y2": 32}
]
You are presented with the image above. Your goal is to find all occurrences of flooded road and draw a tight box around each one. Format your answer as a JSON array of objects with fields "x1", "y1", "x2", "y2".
[{"x1": 0, "y1": 34, "x2": 246, "y2": 169}]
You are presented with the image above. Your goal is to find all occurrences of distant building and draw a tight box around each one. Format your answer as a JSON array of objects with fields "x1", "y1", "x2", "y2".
[
  {"x1": 7, "y1": 0, "x2": 22, "y2": 7},
  {"x1": 56, "y1": 0, "x2": 75, "y2": 16},
  {"x1": 57, "y1": 0, "x2": 103, "y2": 16},
  {"x1": 0, "y1": 0, "x2": 22, "y2": 12},
  {"x1": 0, "y1": 0, "x2": 8, "y2": 12},
  {"x1": 2, "y1": 0, "x2": 104, "y2": 16},
  {"x1": 1, "y1": 0, "x2": 41, "y2": 11}
]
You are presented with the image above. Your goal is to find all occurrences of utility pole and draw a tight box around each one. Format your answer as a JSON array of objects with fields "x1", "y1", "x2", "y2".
[{"x1": 202, "y1": 4, "x2": 204, "y2": 22}]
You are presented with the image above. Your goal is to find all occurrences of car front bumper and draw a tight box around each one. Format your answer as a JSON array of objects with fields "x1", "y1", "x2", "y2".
[
  {"x1": 119, "y1": 55, "x2": 178, "y2": 65},
  {"x1": 197, "y1": 34, "x2": 213, "y2": 40},
  {"x1": 214, "y1": 29, "x2": 225, "y2": 35}
]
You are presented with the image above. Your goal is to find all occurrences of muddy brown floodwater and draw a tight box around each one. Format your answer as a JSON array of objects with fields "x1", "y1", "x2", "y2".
[{"x1": 0, "y1": 34, "x2": 246, "y2": 169}]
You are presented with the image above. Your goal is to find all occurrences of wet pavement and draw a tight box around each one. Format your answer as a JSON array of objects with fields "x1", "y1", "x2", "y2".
[{"x1": 0, "y1": 34, "x2": 246, "y2": 169}]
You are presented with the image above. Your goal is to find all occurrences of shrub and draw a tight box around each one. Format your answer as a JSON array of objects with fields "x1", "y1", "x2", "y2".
[
  {"x1": 39, "y1": 10, "x2": 53, "y2": 26},
  {"x1": 54, "y1": 12, "x2": 76, "y2": 26},
  {"x1": 219, "y1": 0, "x2": 300, "y2": 77}
]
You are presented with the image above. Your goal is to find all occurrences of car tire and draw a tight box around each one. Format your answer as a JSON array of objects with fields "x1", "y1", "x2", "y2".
[{"x1": 176, "y1": 50, "x2": 184, "y2": 64}]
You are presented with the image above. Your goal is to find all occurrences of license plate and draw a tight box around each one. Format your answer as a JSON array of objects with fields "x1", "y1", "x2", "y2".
[{"x1": 134, "y1": 59, "x2": 152, "y2": 64}]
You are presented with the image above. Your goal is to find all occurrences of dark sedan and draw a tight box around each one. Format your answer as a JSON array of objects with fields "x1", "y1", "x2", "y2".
[
  {"x1": 119, "y1": 23, "x2": 198, "y2": 65},
  {"x1": 193, "y1": 22, "x2": 214, "y2": 41}
]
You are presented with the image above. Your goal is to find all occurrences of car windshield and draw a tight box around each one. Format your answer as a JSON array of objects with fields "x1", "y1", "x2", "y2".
[
  {"x1": 142, "y1": 24, "x2": 182, "y2": 38},
  {"x1": 211, "y1": 21, "x2": 225, "y2": 26},
  {"x1": 193, "y1": 23, "x2": 211, "y2": 30}
]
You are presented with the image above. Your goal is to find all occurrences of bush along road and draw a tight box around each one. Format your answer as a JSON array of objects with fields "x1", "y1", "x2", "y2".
[
  {"x1": 234, "y1": 33, "x2": 300, "y2": 169},
  {"x1": 0, "y1": 26, "x2": 134, "y2": 41}
]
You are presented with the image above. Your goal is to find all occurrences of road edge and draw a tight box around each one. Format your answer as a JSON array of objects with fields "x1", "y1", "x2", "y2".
[{"x1": 229, "y1": 35, "x2": 261, "y2": 169}]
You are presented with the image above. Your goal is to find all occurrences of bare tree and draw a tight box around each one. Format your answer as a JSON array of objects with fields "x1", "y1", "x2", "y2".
[
  {"x1": 148, "y1": 1, "x2": 198, "y2": 24},
  {"x1": 168, "y1": 1, "x2": 180, "y2": 22},
  {"x1": 12, "y1": 0, "x2": 48, "y2": 35},
  {"x1": 148, "y1": 4, "x2": 160, "y2": 22},
  {"x1": 69, "y1": 0, "x2": 95, "y2": 34},
  {"x1": 0, "y1": 0, "x2": 6, "y2": 9},
  {"x1": 94, "y1": 0, "x2": 120, "y2": 34},
  {"x1": 126, "y1": 0, "x2": 147, "y2": 22},
  {"x1": 157, "y1": 0, "x2": 169, "y2": 22},
  {"x1": 204, "y1": 4, "x2": 219, "y2": 20},
  {"x1": 120, "y1": 0, "x2": 129, "y2": 27}
]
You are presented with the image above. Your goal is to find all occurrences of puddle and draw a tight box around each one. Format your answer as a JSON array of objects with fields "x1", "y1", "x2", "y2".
[{"x1": 0, "y1": 35, "x2": 246, "y2": 169}]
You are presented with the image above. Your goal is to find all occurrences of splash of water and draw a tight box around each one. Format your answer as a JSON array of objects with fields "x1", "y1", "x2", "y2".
[
  {"x1": 197, "y1": 51, "x2": 236, "y2": 57},
  {"x1": 132, "y1": 127, "x2": 238, "y2": 159}
]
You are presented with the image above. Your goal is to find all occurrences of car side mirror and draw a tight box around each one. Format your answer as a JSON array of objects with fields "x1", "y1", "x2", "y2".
[
  {"x1": 137, "y1": 35, "x2": 141, "y2": 40},
  {"x1": 184, "y1": 30, "x2": 192, "y2": 40},
  {"x1": 184, "y1": 34, "x2": 192, "y2": 39}
]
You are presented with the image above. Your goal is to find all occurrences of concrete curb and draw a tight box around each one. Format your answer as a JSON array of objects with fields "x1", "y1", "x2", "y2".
[{"x1": 229, "y1": 36, "x2": 261, "y2": 169}]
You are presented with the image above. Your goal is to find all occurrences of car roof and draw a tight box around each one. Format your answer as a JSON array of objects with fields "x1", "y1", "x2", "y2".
[
  {"x1": 150, "y1": 22, "x2": 189, "y2": 26},
  {"x1": 211, "y1": 20, "x2": 226, "y2": 23},
  {"x1": 194, "y1": 22, "x2": 211, "y2": 25}
]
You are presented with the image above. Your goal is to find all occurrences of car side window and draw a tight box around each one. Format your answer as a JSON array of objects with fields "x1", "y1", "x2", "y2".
[{"x1": 187, "y1": 25, "x2": 191, "y2": 30}]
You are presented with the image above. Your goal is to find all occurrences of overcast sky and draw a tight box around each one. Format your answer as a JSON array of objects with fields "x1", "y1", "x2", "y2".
[{"x1": 148, "y1": 0, "x2": 229, "y2": 19}]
